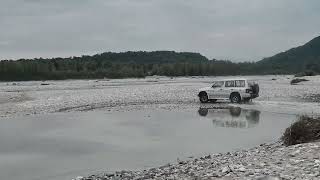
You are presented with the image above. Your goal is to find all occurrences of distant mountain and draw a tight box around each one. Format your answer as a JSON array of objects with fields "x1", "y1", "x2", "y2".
[{"x1": 257, "y1": 36, "x2": 320, "y2": 74}]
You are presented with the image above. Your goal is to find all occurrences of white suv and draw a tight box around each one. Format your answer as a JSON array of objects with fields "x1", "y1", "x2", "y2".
[{"x1": 198, "y1": 79, "x2": 259, "y2": 103}]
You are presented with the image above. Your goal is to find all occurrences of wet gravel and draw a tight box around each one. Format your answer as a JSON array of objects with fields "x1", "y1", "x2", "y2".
[{"x1": 76, "y1": 142, "x2": 320, "y2": 180}]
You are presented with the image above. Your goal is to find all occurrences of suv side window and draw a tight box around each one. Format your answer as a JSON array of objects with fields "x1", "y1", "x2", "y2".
[
  {"x1": 212, "y1": 81, "x2": 224, "y2": 88},
  {"x1": 235, "y1": 80, "x2": 245, "y2": 87},
  {"x1": 225, "y1": 81, "x2": 235, "y2": 87}
]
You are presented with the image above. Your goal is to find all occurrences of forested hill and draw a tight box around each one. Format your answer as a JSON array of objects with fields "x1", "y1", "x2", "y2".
[
  {"x1": 0, "y1": 51, "x2": 226, "y2": 81},
  {"x1": 1, "y1": 36, "x2": 320, "y2": 81},
  {"x1": 92, "y1": 51, "x2": 209, "y2": 64},
  {"x1": 256, "y1": 36, "x2": 320, "y2": 74}
]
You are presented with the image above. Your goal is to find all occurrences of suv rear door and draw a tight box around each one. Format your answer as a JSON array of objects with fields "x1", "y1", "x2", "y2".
[{"x1": 223, "y1": 80, "x2": 236, "y2": 98}]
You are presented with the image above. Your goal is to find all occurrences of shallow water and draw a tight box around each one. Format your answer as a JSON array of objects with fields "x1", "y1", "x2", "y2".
[{"x1": 0, "y1": 107, "x2": 296, "y2": 180}]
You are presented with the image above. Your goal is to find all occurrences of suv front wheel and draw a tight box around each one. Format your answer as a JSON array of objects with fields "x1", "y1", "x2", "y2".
[{"x1": 199, "y1": 92, "x2": 209, "y2": 103}]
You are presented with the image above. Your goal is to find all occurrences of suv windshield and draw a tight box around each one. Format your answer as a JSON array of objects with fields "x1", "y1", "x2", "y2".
[{"x1": 212, "y1": 81, "x2": 224, "y2": 88}]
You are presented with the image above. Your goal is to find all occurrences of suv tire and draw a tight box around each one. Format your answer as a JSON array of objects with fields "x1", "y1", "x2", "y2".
[
  {"x1": 199, "y1": 92, "x2": 209, "y2": 103},
  {"x1": 230, "y1": 93, "x2": 241, "y2": 103},
  {"x1": 252, "y1": 84, "x2": 259, "y2": 95}
]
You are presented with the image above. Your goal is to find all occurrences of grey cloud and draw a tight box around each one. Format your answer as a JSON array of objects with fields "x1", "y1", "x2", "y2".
[{"x1": 0, "y1": 0, "x2": 319, "y2": 61}]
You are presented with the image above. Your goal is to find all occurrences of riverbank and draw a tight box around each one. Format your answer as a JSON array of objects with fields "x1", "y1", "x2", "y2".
[
  {"x1": 78, "y1": 141, "x2": 320, "y2": 180},
  {"x1": 1, "y1": 75, "x2": 320, "y2": 118}
]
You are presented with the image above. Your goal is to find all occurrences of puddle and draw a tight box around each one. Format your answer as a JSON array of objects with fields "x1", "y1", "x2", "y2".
[{"x1": 0, "y1": 107, "x2": 296, "y2": 180}]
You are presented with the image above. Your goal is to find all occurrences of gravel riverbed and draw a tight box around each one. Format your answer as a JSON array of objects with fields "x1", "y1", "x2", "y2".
[
  {"x1": 1, "y1": 75, "x2": 320, "y2": 118},
  {"x1": 78, "y1": 142, "x2": 320, "y2": 180}
]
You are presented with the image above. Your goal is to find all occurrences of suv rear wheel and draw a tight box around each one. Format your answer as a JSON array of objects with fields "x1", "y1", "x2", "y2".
[{"x1": 230, "y1": 93, "x2": 241, "y2": 103}]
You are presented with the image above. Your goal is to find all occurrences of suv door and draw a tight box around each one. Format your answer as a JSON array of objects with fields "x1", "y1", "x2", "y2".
[
  {"x1": 224, "y1": 80, "x2": 235, "y2": 98},
  {"x1": 208, "y1": 81, "x2": 224, "y2": 99}
]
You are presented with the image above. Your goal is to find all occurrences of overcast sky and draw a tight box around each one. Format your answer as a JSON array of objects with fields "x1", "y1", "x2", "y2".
[{"x1": 0, "y1": 0, "x2": 319, "y2": 61}]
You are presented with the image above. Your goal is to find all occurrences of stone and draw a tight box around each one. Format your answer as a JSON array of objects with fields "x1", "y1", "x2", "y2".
[
  {"x1": 238, "y1": 167, "x2": 246, "y2": 172},
  {"x1": 74, "y1": 177, "x2": 84, "y2": 180},
  {"x1": 221, "y1": 166, "x2": 230, "y2": 173},
  {"x1": 289, "y1": 150, "x2": 301, "y2": 157}
]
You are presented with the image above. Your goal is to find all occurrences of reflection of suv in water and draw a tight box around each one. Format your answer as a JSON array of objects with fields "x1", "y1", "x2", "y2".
[
  {"x1": 198, "y1": 79, "x2": 259, "y2": 103},
  {"x1": 198, "y1": 107, "x2": 260, "y2": 128}
]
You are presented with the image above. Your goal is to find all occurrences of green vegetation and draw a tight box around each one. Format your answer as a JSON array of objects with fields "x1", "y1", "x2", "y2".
[
  {"x1": 1, "y1": 36, "x2": 320, "y2": 81},
  {"x1": 282, "y1": 116, "x2": 320, "y2": 146},
  {"x1": 0, "y1": 51, "x2": 203, "y2": 80}
]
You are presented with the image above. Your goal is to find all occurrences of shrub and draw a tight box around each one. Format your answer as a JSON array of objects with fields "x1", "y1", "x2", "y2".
[
  {"x1": 290, "y1": 78, "x2": 309, "y2": 85},
  {"x1": 282, "y1": 116, "x2": 320, "y2": 146}
]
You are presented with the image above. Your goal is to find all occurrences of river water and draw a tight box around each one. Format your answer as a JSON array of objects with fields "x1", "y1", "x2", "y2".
[{"x1": 0, "y1": 106, "x2": 296, "y2": 180}]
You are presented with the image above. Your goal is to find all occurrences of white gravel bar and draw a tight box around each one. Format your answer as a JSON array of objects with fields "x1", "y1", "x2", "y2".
[{"x1": 1, "y1": 75, "x2": 320, "y2": 118}]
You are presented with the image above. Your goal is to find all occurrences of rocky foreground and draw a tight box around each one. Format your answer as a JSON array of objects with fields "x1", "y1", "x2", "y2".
[{"x1": 75, "y1": 142, "x2": 320, "y2": 180}]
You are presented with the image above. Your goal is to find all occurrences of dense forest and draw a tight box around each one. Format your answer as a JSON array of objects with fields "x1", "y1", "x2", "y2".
[
  {"x1": 1, "y1": 36, "x2": 320, "y2": 81},
  {"x1": 0, "y1": 51, "x2": 258, "y2": 81}
]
